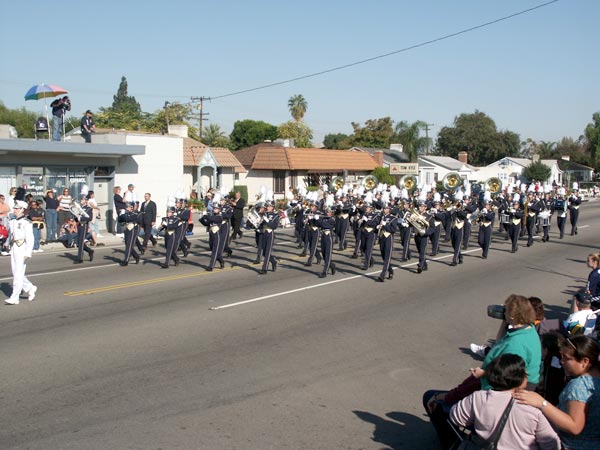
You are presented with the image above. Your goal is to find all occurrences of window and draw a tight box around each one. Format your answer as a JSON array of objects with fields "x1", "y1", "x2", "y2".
[{"x1": 273, "y1": 171, "x2": 286, "y2": 193}]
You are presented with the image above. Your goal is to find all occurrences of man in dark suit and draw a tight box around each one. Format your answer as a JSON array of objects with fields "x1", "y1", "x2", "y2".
[
  {"x1": 140, "y1": 192, "x2": 157, "y2": 252},
  {"x1": 230, "y1": 190, "x2": 246, "y2": 242}
]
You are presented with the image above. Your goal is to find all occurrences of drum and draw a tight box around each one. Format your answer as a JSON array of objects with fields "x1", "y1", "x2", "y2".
[
  {"x1": 537, "y1": 216, "x2": 550, "y2": 227},
  {"x1": 500, "y1": 213, "x2": 510, "y2": 224}
]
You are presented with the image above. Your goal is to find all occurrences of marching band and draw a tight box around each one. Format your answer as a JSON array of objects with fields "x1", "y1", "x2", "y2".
[{"x1": 4, "y1": 179, "x2": 587, "y2": 285}]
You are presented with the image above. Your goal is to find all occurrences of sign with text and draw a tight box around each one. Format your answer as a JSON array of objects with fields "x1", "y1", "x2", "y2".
[{"x1": 389, "y1": 163, "x2": 419, "y2": 175}]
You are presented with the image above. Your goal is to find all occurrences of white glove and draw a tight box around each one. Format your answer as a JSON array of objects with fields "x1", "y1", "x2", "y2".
[{"x1": 314, "y1": 214, "x2": 320, "y2": 220}]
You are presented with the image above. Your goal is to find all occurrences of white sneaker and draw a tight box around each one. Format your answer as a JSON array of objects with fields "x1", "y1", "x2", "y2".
[
  {"x1": 96, "y1": 234, "x2": 104, "y2": 238},
  {"x1": 28, "y1": 286, "x2": 37, "y2": 301},
  {"x1": 1, "y1": 251, "x2": 9, "y2": 256},
  {"x1": 470, "y1": 343, "x2": 487, "y2": 358},
  {"x1": 116, "y1": 233, "x2": 124, "y2": 238},
  {"x1": 37, "y1": 248, "x2": 44, "y2": 253},
  {"x1": 5, "y1": 298, "x2": 19, "y2": 305}
]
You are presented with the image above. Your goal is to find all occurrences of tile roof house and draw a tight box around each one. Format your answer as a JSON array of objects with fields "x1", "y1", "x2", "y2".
[
  {"x1": 234, "y1": 142, "x2": 380, "y2": 199},
  {"x1": 182, "y1": 138, "x2": 245, "y2": 195}
]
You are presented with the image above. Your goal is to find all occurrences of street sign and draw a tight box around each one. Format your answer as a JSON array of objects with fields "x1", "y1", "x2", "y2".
[{"x1": 389, "y1": 163, "x2": 418, "y2": 175}]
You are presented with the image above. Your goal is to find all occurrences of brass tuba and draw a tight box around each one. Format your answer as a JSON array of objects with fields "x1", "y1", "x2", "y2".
[
  {"x1": 399, "y1": 174, "x2": 417, "y2": 192},
  {"x1": 406, "y1": 208, "x2": 430, "y2": 235},
  {"x1": 442, "y1": 172, "x2": 461, "y2": 191},
  {"x1": 362, "y1": 174, "x2": 378, "y2": 190},
  {"x1": 330, "y1": 176, "x2": 344, "y2": 192},
  {"x1": 485, "y1": 177, "x2": 502, "y2": 196}
]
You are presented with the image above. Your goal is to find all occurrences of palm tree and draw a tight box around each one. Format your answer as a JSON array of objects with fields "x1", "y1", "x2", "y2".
[
  {"x1": 288, "y1": 95, "x2": 307, "y2": 122},
  {"x1": 202, "y1": 123, "x2": 226, "y2": 146},
  {"x1": 393, "y1": 120, "x2": 429, "y2": 162}
]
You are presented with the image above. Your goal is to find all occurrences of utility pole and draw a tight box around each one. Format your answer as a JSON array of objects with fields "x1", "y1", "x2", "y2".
[
  {"x1": 422, "y1": 123, "x2": 435, "y2": 155},
  {"x1": 190, "y1": 96, "x2": 211, "y2": 140}
]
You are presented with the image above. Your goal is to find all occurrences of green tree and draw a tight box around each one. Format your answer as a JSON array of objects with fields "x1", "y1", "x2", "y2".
[
  {"x1": 323, "y1": 133, "x2": 349, "y2": 149},
  {"x1": 96, "y1": 76, "x2": 143, "y2": 130},
  {"x1": 585, "y1": 112, "x2": 600, "y2": 168},
  {"x1": 436, "y1": 110, "x2": 520, "y2": 166},
  {"x1": 392, "y1": 120, "x2": 429, "y2": 162},
  {"x1": 277, "y1": 121, "x2": 313, "y2": 148},
  {"x1": 343, "y1": 117, "x2": 394, "y2": 149},
  {"x1": 202, "y1": 123, "x2": 230, "y2": 148},
  {"x1": 523, "y1": 160, "x2": 552, "y2": 183},
  {"x1": 288, "y1": 94, "x2": 307, "y2": 122},
  {"x1": 229, "y1": 119, "x2": 278, "y2": 150},
  {"x1": 0, "y1": 102, "x2": 38, "y2": 138},
  {"x1": 370, "y1": 167, "x2": 395, "y2": 185}
]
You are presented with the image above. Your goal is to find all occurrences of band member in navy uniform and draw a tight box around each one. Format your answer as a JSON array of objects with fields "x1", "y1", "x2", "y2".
[
  {"x1": 449, "y1": 203, "x2": 468, "y2": 266},
  {"x1": 175, "y1": 199, "x2": 190, "y2": 258},
  {"x1": 220, "y1": 197, "x2": 233, "y2": 258},
  {"x1": 292, "y1": 200, "x2": 305, "y2": 248},
  {"x1": 429, "y1": 200, "x2": 444, "y2": 256},
  {"x1": 118, "y1": 202, "x2": 140, "y2": 266},
  {"x1": 350, "y1": 201, "x2": 365, "y2": 259},
  {"x1": 540, "y1": 192, "x2": 554, "y2": 242},
  {"x1": 497, "y1": 194, "x2": 510, "y2": 239},
  {"x1": 377, "y1": 204, "x2": 398, "y2": 282},
  {"x1": 336, "y1": 196, "x2": 351, "y2": 251},
  {"x1": 555, "y1": 194, "x2": 568, "y2": 239},
  {"x1": 205, "y1": 203, "x2": 225, "y2": 271},
  {"x1": 508, "y1": 201, "x2": 523, "y2": 253},
  {"x1": 568, "y1": 190, "x2": 582, "y2": 235},
  {"x1": 160, "y1": 207, "x2": 180, "y2": 268},
  {"x1": 414, "y1": 201, "x2": 435, "y2": 274},
  {"x1": 258, "y1": 202, "x2": 280, "y2": 275},
  {"x1": 304, "y1": 202, "x2": 322, "y2": 267},
  {"x1": 360, "y1": 203, "x2": 378, "y2": 270},
  {"x1": 462, "y1": 197, "x2": 477, "y2": 251},
  {"x1": 477, "y1": 200, "x2": 496, "y2": 259},
  {"x1": 398, "y1": 199, "x2": 412, "y2": 261},
  {"x1": 316, "y1": 207, "x2": 337, "y2": 278},
  {"x1": 300, "y1": 202, "x2": 318, "y2": 257},
  {"x1": 252, "y1": 203, "x2": 266, "y2": 264},
  {"x1": 525, "y1": 193, "x2": 540, "y2": 247},
  {"x1": 74, "y1": 195, "x2": 94, "y2": 264},
  {"x1": 229, "y1": 190, "x2": 246, "y2": 242}
]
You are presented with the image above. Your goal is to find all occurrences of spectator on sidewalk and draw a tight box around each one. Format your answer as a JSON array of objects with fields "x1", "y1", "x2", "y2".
[
  {"x1": 27, "y1": 200, "x2": 45, "y2": 253},
  {"x1": 43, "y1": 189, "x2": 59, "y2": 241}
]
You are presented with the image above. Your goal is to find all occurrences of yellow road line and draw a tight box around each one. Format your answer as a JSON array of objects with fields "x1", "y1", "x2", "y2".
[{"x1": 64, "y1": 266, "x2": 241, "y2": 297}]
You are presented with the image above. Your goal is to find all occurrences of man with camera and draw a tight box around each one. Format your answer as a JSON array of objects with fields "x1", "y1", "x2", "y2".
[{"x1": 50, "y1": 95, "x2": 71, "y2": 141}]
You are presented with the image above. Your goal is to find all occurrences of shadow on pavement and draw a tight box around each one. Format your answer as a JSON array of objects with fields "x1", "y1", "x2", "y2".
[{"x1": 353, "y1": 410, "x2": 438, "y2": 449}]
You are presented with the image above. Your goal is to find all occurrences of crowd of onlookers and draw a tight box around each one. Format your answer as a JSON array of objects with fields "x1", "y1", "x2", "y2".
[
  {"x1": 0, "y1": 186, "x2": 102, "y2": 254},
  {"x1": 423, "y1": 257, "x2": 600, "y2": 449}
]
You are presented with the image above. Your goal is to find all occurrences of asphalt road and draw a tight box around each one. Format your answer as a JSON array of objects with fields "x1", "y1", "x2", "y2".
[{"x1": 0, "y1": 202, "x2": 597, "y2": 450}]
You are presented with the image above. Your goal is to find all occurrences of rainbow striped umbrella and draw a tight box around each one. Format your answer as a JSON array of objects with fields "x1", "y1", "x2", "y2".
[{"x1": 24, "y1": 83, "x2": 68, "y2": 100}]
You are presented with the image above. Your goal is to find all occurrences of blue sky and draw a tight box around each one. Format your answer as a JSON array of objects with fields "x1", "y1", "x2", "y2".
[{"x1": 0, "y1": 0, "x2": 597, "y2": 145}]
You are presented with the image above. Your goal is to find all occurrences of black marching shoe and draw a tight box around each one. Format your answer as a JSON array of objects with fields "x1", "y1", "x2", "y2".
[
  {"x1": 416, "y1": 266, "x2": 422, "y2": 274},
  {"x1": 361, "y1": 266, "x2": 368, "y2": 271},
  {"x1": 134, "y1": 255, "x2": 140, "y2": 264},
  {"x1": 450, "y1": 261, "x2": 457, "y2": 267},
  {"x1": 299, "y1": 252, "x2": 307, "y2": 257},
  {"x1": 388, "y1": 269, "x2": 393, "y2": 280},
  {"x1": 271, "y1": 260, "x2": 277, "y2": 272},
  {"x1": 220, "y1": 261, "x2": 225, "y2": 269},
  {"x1": 225, "y1": 250, "x2": 232, "y2": 258},
  {"x1": 304, "y1": 262, "x2": 312, "y2": 267},
  {"x1": 258, "y1": 269, "x2": 267, "y2": 275},
  {"x1": 160, "y1": 263, "x2": 169, "y2": 269},
  {"x1": 174, "y1": 258, "x2": 180, "y2": 266},
  {"x1": 376, "y1": 275, "x2": 385, "y2": 282},
  {"x1": 182, "y1": 248, "x2": 189, "y2": 258},
  {"x1": 75, "y1": 259, "x2": 84, "y2": 264},
  {"x1": 350, "y1": 254, "x2": 358, "y2": 259},
  {"x1": 206, "y1": 267, "x2": 213, "y2": 272},
  {"x1": 253, "y1": 259, "x2": 261, "y2": 264},
  {"x1": 89, "y1": 250, "x2": 94, "y2": 262},
  {"x1": 330, "y1": 264, "x2": 336, "y2": 275},
  {"x1": 458, "y1": 259, "x2": 463, "y2": 264},
  {"x1": 318, "y1": 272, "x2": 327, "y2": 278},
  {"x1": 369, "y1": 258, "x2": 374, "y2": 268},
  {"x1": 119, "y1": 260, "x2": 128, "y2": 266}
]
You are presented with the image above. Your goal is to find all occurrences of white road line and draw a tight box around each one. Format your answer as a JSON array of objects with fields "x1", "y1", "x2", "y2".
[{"x1": 209, "y1": 249, "x2": 481, "y2": 310}]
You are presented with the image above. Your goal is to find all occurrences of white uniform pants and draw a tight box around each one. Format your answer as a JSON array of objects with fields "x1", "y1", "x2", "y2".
[{"x1": 10, "y1": 245, "x2": 33, "y2": 301}]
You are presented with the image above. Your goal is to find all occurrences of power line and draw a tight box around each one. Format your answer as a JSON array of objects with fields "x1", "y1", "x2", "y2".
[{"x1": 210, "y1": 0, "x2": 560, "y2": 100}]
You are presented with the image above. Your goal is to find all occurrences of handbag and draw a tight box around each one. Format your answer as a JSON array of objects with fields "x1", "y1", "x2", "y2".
[{"x1": 457, "y1": 398, "x2": 514, "y2": 450}]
